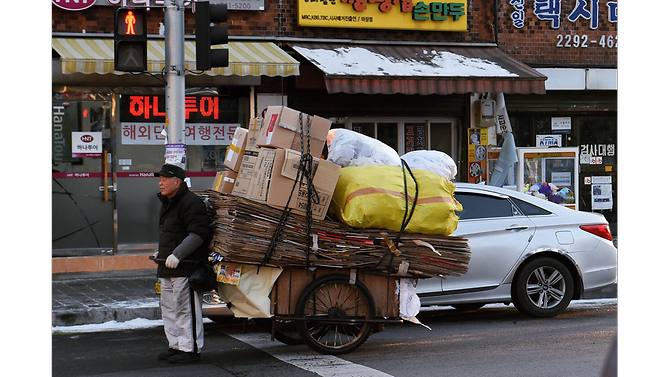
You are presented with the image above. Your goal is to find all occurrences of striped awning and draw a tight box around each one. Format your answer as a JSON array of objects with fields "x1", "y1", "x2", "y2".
[
  {"x1": 290, "y1": 43, "x2": 546, "y2": 95},
  {"x1": 52, "y1": 37, "x2": 300, "y2": 77}
]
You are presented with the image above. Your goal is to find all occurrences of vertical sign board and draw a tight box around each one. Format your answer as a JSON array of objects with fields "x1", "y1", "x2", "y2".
[{"x1": 467, "y1": 127, "x2": 488, "y2": 183}]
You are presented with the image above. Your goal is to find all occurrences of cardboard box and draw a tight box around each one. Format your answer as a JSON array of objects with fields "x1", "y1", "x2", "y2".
[
  {"x1": 257, "y1": 106, "x2": 331, "y2": 158},
  {"x1": 247, "y1": 148, "x2": 340, "y2": 220},
  {"x1": 246, "y1": 148, "x2": 278, "y2": 202},
  {"x1": 231, "y1": 147, "x2": 260, "y2": 198},
  {"x1": 246, "y1": 117, "x2": 264, "y2": 149},
  {"x1": 223, "y1": 127, "x2": 248, "y2": 172},
  {"x1": 211, "y1": 170, "x2": 238, "y2": 194}
]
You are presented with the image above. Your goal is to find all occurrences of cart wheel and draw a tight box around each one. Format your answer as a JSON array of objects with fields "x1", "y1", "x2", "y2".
[
  {"x1": 295, "y1": 274, "x2": 376, "y2": 355},
  {"x1": 256, "y1": 318, "x2": 303, "y2": 345}
]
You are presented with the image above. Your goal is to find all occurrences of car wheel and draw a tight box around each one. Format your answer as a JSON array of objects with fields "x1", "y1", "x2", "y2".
[{"x1": 512, "y1": 257, "x2": 573, "y2": 318}]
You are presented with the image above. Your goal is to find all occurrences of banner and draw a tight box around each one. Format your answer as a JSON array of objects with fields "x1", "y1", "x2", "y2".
[{"x1": 495, "y1": 92, "x2": 511, "y2": 135}]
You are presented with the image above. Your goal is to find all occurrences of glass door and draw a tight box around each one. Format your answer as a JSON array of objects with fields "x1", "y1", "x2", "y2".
[{"x1": 52, "y1": 98, "x2": 115, "y2": 256}]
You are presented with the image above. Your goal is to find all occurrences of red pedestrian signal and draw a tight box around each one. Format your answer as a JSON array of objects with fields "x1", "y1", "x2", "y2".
[
  {"x1": 116, "y1": 8, "x2": 145, "y2": 37},
  {"x1": 114, "y1": 8, "x2": 147, "y2": 72},
  {"x1": 124, "y1": 11, "x2": 137, "y2": 35}
]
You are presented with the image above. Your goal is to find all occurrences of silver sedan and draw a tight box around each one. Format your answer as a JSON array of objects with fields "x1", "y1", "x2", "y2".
[{"x1": 417, "y1": 182, "x2": 617, "y2": 317}]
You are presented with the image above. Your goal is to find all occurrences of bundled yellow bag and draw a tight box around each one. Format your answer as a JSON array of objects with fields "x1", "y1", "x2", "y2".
[{"x1": 328, "y1": 165, "x2": 462, "y2": 236}]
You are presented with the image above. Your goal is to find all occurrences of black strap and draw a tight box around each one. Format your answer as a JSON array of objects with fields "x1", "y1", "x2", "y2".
[
  {"x1": 261, "y1": 112, "x2": 319, "y2": 270},
  {"x1": 189, "y1": 287, "x2": 198, "y2": 354},
  {"x1": 374, "y1": 158, "x2": 419, "y2": 272}
]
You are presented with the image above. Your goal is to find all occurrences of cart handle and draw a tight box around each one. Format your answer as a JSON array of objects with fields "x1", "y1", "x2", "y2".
[{"x1": 149, "y1": 256, "x2": 196, "y2": 264}]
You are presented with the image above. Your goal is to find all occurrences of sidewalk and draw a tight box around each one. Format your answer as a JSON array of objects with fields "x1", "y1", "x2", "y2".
[
  {"x1": 52, "y1": 252, "x2": 162, "y2": 327},
  {"x1": 52, "y1": 247, "x2": 618, "y2": 328},
  {"x1": 52, "y1": 269, "x2": 160, "y2": 327}
]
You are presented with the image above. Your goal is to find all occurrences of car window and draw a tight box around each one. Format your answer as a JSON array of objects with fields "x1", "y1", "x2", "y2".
[
  {"x1": 454, "y1": 192, "x2": 515, "y2": 220},
  {"x1": 510, "y1": 197, "x2": 553, "y2": 216}
]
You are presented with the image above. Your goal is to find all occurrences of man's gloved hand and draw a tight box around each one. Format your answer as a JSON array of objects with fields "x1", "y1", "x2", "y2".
[
  {"x1": 165, "y1": 254, "x2": 180, "y2": 269},
  {"x1": 152, "y1": 251, "x2": 159, "y2": 264}
]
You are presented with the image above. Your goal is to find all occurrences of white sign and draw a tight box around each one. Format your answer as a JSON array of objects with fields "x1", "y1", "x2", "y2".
[
  {"x1": 166, "y1": 144, "x2": 187, "y2": 167},
  {"x1": 536, "y1": 134, "x2": 562, "y2": 147},
  {"x1": 551, "y1": 117, "x2": 572, "y2": 133},
  {"x1": 591, "y1": 176, "x2": 613, "y2": 210},
  {"x1": 72, "y1": 132, "x2": 103, "y2": 158},
  {"x1": 121, "y1": 123, "x2": 239, "y2": 145}
]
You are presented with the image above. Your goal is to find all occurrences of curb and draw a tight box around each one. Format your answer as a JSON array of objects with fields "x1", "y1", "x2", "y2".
[{"x1": 52, "y1": 306, "x2": 162, "y2": 327}]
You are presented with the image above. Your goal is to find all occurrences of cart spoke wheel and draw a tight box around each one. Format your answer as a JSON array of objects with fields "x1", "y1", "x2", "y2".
[{"x1": 296, "y1": 274, "x2": 375, "y2": 355}]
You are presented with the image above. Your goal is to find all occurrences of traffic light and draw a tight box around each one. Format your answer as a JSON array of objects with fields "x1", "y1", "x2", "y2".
[
  {"x1": 114, "y1": 7, "x2": 147, "y2": 72},
  {"x1": 195, "y1": 1, "x2": 229, "y2": 70}
]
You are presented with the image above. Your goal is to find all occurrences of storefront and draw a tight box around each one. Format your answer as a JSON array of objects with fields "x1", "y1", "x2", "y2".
[
  {"x1": 51, "y1": 34, "x2": 300, "y2": 256},
  {"x1": 51, "y1": 0, "x2": 617, "y2": 258}
]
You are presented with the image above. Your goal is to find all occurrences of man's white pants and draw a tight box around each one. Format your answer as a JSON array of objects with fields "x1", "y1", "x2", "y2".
[{"x1": 160, "y1": 277, "x2": 204, "y2": 353}]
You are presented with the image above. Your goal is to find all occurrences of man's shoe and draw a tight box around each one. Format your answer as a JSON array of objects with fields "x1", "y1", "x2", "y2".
[
  {"x1": 168, "y1": 351, "x2": 201, "y2": 364},
  {"x1": 158, "y1": 348, "x2": 180, "y2": 360}
]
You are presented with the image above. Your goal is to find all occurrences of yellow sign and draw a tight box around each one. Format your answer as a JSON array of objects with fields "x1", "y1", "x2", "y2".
[{"x1": 298, "y1": 0, "x2": 468, "y2": 32}]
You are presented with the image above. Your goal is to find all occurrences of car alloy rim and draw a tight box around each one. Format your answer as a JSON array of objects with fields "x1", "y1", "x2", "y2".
[{"x1": 525, "y1": 266, "x2": 566, "y2": 309}]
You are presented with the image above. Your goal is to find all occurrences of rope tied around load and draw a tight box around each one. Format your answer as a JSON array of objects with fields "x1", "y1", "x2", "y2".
[
  {"x1": 261, "y1": 112, "x2": 319, "y2": 271},
  {"x1": 375, "y1": 158, "x2": 419, "y2": 272}
]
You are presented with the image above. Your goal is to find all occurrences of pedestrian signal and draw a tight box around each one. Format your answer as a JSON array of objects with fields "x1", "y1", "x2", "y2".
[{"x1": 114, "y1": 8, "x2": 147, "y2": 72}]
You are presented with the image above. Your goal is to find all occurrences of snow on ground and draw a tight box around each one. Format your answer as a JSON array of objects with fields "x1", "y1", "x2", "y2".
[{"x1": 52, "y1": 299, "x2": 616, "y2": 334}]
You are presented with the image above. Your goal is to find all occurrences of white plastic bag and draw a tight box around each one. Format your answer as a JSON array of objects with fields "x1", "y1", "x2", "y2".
[
  {"x1": 400, "y1": 150, "x2": 458, "y2": 180},
  {"x1": 326, "y1": 129, "x2": 401, "y2": 167},
  {"x1": 397, "y1": 278, "x2": 431, "y2": 330}
]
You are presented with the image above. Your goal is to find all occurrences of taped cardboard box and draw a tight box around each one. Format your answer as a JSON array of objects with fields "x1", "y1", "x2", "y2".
[
  {"x1": 223, "y1": 127, "x2": 248, "y2": 172},
  {"x1": 211, "y1": 170, "x2": 238, "y2": 194},
  {"x1": 247, "y1": 148, "x2": 340, "y2": 220},
  {"x1": 257, "y1": 106, "x2": 331, "y2": 158},
  {"x1": 231, "y1": 147, "x2": 260, "y2": 198},
  {"x1": 246, "y1": 117, "x2": 264, "y2": 149}
]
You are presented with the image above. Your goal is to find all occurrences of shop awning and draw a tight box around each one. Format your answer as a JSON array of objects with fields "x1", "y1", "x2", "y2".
[
  {"x1": 52, "y1": 37, "x2": 300, "y2": 77},
  {"x1": 290, "y1": 43, "x2": 546, "y2": 95}
]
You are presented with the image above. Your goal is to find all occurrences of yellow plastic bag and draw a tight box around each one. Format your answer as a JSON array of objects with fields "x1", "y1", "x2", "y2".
[{"x1": 328, "y1": 165, "x2": 462, "y2": 236}]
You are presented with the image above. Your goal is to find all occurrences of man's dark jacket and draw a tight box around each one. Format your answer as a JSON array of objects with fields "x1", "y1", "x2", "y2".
[{"x1": 156, "y1": 182, "x2": 212, "y2": 278}]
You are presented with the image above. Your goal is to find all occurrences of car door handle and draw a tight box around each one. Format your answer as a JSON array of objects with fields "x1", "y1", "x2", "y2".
[{"x1": 505, "y1": 224, "x2": 529, "y2": 231}]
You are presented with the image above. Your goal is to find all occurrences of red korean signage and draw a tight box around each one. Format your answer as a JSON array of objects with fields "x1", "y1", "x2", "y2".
[
  {"x1": 120, "y1": 95, "x2": 237, "y2": 124},
  {"x1": 119, "y1": 95, "x2": 239, "y2": 145}
]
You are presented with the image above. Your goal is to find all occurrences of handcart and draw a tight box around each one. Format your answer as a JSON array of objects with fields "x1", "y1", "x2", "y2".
[
  {"x1": 200, "y1": 190, "x2": 471, "y2": 355},
  {"x1": 265, "y1": 266, "x2": 402, "y2": 355}
]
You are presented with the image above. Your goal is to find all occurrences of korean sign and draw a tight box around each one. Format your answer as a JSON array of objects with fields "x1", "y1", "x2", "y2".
[
  {"x1": 298, "y1": 0, "x2": 468, "y2": 32},
  {"x1": 120, "y1": 95, "x2": 240, "y2": 145},
  {"x1": 508, "y1": 1, "x2": 617, "y2": 49},
  {"x1": 72, "y1": 132, "x2": 103, "y2": 158}
]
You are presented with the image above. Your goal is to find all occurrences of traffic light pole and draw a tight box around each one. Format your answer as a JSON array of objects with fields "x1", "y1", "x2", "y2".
[{"x1": 164, "y1": 1, "x2": 186, "y2": 169}]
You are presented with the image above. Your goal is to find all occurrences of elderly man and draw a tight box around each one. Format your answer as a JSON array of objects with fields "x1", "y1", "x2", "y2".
[{"x1": 153, "y1": 164, "x2": 211, "y2": 364}]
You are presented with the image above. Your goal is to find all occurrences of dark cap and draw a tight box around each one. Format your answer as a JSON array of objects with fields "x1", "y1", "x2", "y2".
[{"x1": 154, "y1": 164, "x2": 186, "y2": 180}]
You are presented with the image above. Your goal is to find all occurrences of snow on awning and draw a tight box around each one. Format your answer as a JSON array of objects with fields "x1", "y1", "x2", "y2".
[{"x1": 290, "y1": 43, "x2": 546, "y2": 95}]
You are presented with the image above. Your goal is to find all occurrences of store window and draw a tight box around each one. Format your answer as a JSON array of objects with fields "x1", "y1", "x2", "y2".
[{"x1": 349, "y1": 118, "x2": 456, "y2": 156}]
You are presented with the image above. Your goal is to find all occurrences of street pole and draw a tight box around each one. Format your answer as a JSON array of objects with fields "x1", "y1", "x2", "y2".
[{"x1": 164, "y1": 0, "x2": 186, "y2": 169}]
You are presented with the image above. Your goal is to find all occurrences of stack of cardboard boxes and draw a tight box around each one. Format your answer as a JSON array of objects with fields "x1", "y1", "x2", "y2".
[{"x1": 211, "y1": 106, "x2": 340, "y2": 220}]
